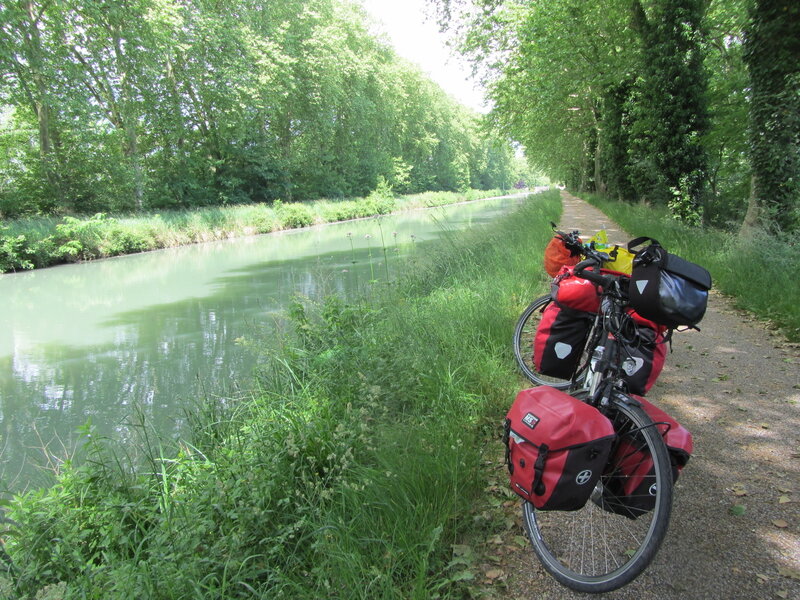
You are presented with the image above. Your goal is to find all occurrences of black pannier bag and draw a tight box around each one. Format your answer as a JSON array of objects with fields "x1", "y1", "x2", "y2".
[
  {"x1": 595, "y1": 396, "x2": 693, "y2": 519},
  {"x1": 533, "y1": 302, "x2": 593, "y2": 379},
  {"x1": 504, "y1": 387, "x2": 616, "y2": 511},
  {"x1": 627, "y1": 237, "x2": 712, "y2": 329},
  {"x1": 619, "y1": 324, "x2": 668, "y2": 395}
]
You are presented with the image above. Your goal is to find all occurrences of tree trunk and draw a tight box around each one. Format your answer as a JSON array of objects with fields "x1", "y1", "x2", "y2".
[
  {"x1": 26, "y1": 0, "x2": 62, "y2": 196},
  {"x1": 739, "y1": 174, "x2": 761, "y2": 238}
]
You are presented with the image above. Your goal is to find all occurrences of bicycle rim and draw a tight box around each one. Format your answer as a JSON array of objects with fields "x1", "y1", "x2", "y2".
[
  {"x1": 513, "y1": 295, "x2": 571, "y2": 389},
  {"x1": 522, "y1": 396, "x2": 673, "y2": 593}
]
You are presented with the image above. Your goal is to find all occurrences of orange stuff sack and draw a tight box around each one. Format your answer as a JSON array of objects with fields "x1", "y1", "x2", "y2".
[{"x1": 543, "y1": 236, "x2": 581, "y2": 278}]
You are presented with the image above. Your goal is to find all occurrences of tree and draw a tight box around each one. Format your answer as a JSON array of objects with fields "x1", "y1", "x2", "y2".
[
  {"x1": 742, "y1": 0, "x2": 800, "y2": 232},
  {"x1": 628, "y1": 0, "x2": 710, "y2": 222}
]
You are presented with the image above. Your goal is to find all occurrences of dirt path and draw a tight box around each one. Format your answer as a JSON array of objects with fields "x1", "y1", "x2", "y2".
[{"x1": 482, "y1": 192, "x2": 800, "y2": 599}]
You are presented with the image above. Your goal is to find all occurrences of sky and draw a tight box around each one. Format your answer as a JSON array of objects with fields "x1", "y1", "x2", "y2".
[{"x1": 360, "y1": 0, "x2": 489, "y2": 113}]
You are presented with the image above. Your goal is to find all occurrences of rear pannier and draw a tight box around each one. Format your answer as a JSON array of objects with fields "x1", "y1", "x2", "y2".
[
  {"x1": 596, "y1": 396, "x2": 693, "y2": 519},
  {"x1": 504, "y1": 387, "x2": 616, "y2": 511}
]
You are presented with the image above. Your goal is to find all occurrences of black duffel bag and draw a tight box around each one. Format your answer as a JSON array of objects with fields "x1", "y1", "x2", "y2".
[{"x1": 627, "y1": 237, "x2": 712, "y2": 329}]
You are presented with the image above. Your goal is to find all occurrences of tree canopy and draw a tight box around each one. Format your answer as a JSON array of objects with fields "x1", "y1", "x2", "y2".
[
  {"x1": 0, "y1": 0, "x2": 518, "y2": 217},
  {"x1": 433, "y1": 0, "x2": 800, "y2": 232}
]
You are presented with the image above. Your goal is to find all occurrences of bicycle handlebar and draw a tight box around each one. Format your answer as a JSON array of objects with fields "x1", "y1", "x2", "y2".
[{"x1": 573, "y1": 257, "x2": 619, "y2": 291}]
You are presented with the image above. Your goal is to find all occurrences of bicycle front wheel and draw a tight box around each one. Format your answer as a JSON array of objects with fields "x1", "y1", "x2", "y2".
[
  {"x1": 513, "y1": 295, "x2": 572, "y2": 388},
  {"x1": 522, "y1": 395, "x2": 673, "y2": 593}
]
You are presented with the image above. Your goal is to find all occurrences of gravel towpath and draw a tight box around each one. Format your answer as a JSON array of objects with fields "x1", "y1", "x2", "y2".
[{"x1": 486, "y1": 192, "x2": 800, "y2": 600}]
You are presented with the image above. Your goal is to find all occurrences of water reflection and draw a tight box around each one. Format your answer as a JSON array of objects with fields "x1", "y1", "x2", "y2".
[{"x1": 0, "y1": 197, "x2": 523, "y2": 487}]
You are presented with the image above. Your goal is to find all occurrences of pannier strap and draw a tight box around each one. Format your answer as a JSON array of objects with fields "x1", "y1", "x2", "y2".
[
  {"x1": 532, "y1": 444, "x2": 549, "y2": 496},
  {"x1": 502, "y1": 419, "x2": 512, "y2": 472}
]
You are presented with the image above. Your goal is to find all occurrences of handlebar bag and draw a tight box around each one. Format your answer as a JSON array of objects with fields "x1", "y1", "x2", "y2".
[
  {"x1": 503, "y1": 387, "x2": 615, "y2": 511},
  {"x1": 594, "y1": 396, "x2": 693, "y2": 519},
  {"x1": 544, "y1": 235, "x2": 581, "y2": 278},
  {"x1": 533, "y1": 302, "x2": 593, "y2": 379},
  {"x1": 627, "y1": 237, "x2": 712, "y2": 329}
]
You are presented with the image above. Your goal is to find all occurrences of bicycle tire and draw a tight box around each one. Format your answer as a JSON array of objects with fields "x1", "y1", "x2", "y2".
[
  {"x1": 522, "y1": 394, "x2": 673, "y2": 593},
  {"x1": 512, "y1": 295, "x2": 572, "y2": 388}
]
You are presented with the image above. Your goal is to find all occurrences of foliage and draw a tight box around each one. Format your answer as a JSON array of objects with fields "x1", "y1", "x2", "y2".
[
  {"x1": 0, "y1": 0, "x2": 516, "y2": 219},
  {"x1": 0, "y1": 226, "x2": 33, "y2": 272},
  {"x1": 276, "y1": 201, "x2": 315, "y2": 230},
  {"x1": 628, "y1": 0, "x2": 710, "y2": 210},
  {"x1": 434, "y1": 0, "x2": 798, "y2": 233},
  {"x1": 742, "y1": 0, "x2": 800, "y2": 232},
  {"x1": 2, "y1": 191, "x2": 563, "y2": 598}
]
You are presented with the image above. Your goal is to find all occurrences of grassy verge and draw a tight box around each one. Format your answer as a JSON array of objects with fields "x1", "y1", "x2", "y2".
[
  {"x1": 584, "y1": 193, "x2": 800, "y2": 342},
  {"x1": 0, "y1": 188, "x2": 511, "y2": 273},
  {"x1": 0, "y1": 191, "x2": 560, "y2": 599}
]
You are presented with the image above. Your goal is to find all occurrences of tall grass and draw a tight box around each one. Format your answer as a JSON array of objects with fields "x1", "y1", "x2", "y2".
[
  {"x1": 585, "y1": 194, "x2": 800, "y2": 341},
  {"x1": 0, "y1": 189, "x2": 510, "y2": 273},
  {"x1": 1, "y1": 191, "x2": 561, "y2": 598}
]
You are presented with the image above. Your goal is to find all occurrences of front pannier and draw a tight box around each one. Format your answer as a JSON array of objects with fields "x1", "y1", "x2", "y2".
[
  {"x1": 504, "y1": 387, "x2": 616, "y2": 511},
  {"x1": 620, "y1": 325, "x2": 668, "y2": 395},
  {"x1": 533, "y1": 302, "x2": 593, "y2": 379},
  {"x1": 596, "y1": 397, "x2": 693, "y2": 519},
  {"x1": 627, "y1": 237, "x2": 712, "y2": 329},
  {"x1": 544, "y1": 235, "x2": 582, "y2": 278},
  {"x1": 551, "y1": 267, "x2": 668, "y2": 394}
]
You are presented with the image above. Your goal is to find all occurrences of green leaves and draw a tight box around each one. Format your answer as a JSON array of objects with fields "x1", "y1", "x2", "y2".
[{"x1": 0, "y1": 0, "x2": 516, "y2": 218}]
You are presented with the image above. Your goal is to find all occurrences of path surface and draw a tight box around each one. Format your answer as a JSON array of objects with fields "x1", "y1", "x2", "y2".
[{"x1": 486, "y1": 192, "x2": 800, "y2": 599}]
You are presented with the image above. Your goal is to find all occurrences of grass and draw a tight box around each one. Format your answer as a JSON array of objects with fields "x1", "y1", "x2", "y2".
[
  {"x1": 0, "y1": 190, "x2": 561, "y2": 599},
  {"x1": 0, "y1": 188, "x2": 510, "y2": 273},
  {"x1": 584, "y1": 193, "x2": 800, "y2": 341}
]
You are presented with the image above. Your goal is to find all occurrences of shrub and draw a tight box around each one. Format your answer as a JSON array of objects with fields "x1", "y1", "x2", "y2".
[
  {"x1": 53, "y1": 214, "x2": 110, "y2": 261},
  {"x1": 0, "y1": 229, "x2": 34, "y2": 272},
  {"x1": 277, "y1": 202, "x2": 315, "y2": 229}
]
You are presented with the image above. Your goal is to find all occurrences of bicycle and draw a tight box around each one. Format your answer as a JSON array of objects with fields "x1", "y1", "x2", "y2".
[{"x1": 515, "y1": 247, "x2": 675, "y2": 593}]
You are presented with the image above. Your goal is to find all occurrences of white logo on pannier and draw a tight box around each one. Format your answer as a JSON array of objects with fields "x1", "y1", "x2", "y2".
[
  {"x1": 649, "y1": 483, "x2": 658, "y2": 496},
  {"x1": 576, "y1": 470, "x2": 593, "y2": 485},
  {"x1": 554, "y1": 342, "x2": 572, "y2": 359},
  {"x1": 522, "y1": 412, "x2": 540, "y2": 430},
  {"x1": 636, "y1": 280, "x2": 649, "y2": 294},
  {"x1": 623, "y1": 357, "x2": 645, "y2": 375}
]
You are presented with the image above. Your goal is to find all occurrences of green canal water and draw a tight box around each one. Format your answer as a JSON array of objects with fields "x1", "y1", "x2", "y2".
[{"x1": 0, "y1": 196, "x2": 524, "y2": 488}]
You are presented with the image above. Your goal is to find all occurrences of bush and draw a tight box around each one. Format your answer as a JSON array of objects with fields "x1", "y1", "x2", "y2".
[
  {"x1": 53, "y1": 213, "x2": 109, "y2": 261},
  {"x1": 276, "y1": 201, "x2": 315, "y2": 229},
  {"x1": 0, "y1": 229, "x2": 34, "y2": 272}
]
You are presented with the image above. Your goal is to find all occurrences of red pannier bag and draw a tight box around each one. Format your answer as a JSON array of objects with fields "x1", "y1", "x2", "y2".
[
  {"x1": 503, "y1": 387, "x2": 616, "y2": 511},
  {"x1": 597, "y1": 397, "x2": 692, "y2": 519},
  {"x1": 533, "y1": 302, "x2": 593, "y2": 379},
  {"x1": 543, "y1": 236, "x2": 581, "y2": 278}
]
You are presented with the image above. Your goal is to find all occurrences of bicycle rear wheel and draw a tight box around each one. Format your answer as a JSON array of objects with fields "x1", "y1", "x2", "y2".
[
  {"x1": 522, "y1": 395, "x2": 673, "y2": 593},
  {"x1": 513, "y1": 295, "x2": 572, "y2": 388}
]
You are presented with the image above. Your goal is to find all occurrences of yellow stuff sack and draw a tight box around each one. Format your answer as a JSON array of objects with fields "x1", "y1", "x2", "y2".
[
  {"x1": 603, "y1": 245, "x2": 635, "y2": 274},
  {"x1": 587, "y1": 230, "x2": 634, "y2": 274}
]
